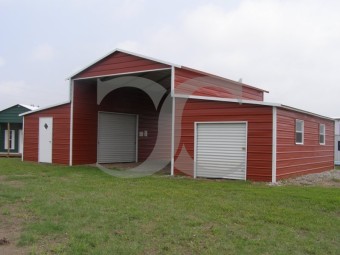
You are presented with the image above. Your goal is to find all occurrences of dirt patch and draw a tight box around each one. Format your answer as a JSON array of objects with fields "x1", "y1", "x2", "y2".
[
  {"x1": 0, "y1": 175, "x2": 25, "y2": 189},
  {"x1": 98, "y1": 162, "x2": 171, "y2": 175},
  {"x1": 0, "y1": 237, "x2": 10, "y2": 245},
  {"x1": 0, "y1": 204, "x2": 29, "y2": 255},
  {"x1": 277, "y1": 169, "x2": 340, "y2": 187}
]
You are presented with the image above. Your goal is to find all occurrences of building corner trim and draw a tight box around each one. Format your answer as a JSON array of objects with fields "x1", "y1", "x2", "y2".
[
  {"x1": 272, "y1": 106, "x2": 277, "y2": 183},
  {"x1": 170, "y1": 66, "x2": 175, "y2": 176},
  {"x1": 69, "y1": 80, "x2": 74, "y2": 166}
]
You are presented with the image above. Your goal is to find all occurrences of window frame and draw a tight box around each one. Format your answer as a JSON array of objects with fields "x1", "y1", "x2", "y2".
[
  {"x1": 4, "y1": 130, "x2": 15, "y2": 150},
  {"x1": 319, "y1": 124, "x2": 325, "y2": 145},
  {"x1": 295, "y1": 119, "x2": 304, "y2": 145}
]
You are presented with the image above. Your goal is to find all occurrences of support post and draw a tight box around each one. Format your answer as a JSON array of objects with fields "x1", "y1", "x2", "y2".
[{"x1": 7, "y1": 122, "x2": 10, "y2": 157}]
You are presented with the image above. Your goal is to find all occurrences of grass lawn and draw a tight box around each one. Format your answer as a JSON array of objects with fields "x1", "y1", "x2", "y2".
[{"x1": 0, "y1": 158, "x2": 339, "y2": 255}]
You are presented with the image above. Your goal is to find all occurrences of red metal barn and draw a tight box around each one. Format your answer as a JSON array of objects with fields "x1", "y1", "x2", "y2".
[{"x1": 22, "y1": 49, "x2": 334, "y2": 182}]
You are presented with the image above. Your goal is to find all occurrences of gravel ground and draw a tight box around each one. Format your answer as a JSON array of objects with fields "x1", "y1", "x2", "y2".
[{"x1": 277, "y1": 169, "x2": 340, "y2": 187}]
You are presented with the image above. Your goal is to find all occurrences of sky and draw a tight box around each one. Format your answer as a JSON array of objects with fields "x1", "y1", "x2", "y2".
[{"x1": 0, "y1": 0, "x2": 339, "y2": 117}]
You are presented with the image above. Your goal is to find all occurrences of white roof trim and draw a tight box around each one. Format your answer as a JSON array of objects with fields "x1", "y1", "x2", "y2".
[
  {"x1": 72, "y1": 68, "x2": 172, "y2": 81},
  {"x1": 174, "y1": 94, "x2": 281, "y2": 107},
  {"x1": 174, "y1": 94, "x2": 333, "y2": 121},
  {"x1": 67, "y1": 48, "x2": 181, "y2": 80},
  {"x1": 20, "y1": 101, "x2": 70, "y2": 116}
]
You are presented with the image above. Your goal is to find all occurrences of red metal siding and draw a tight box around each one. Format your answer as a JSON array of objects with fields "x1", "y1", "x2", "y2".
[
  {"x1": 73, "y1": 52, "x2": 170, "y2": 79},
  {"x1": 72, "y1": 80, "x2": 98, "y2": 164},
  {"x1": 23, "y1": 104, "x2": 70, "y2": 164},
  {"x1": 174, "y1": 99, "x2": 273, "y2": 181},
  {"x1": 276, "y1": 108, "x2": 334, "y2": 179},
  {"x1": 175, "y1": 68, "x2": 264, "y2": 101},
  {"x1": 72, "y1": 79, "x2": 169, "y2": 164}
]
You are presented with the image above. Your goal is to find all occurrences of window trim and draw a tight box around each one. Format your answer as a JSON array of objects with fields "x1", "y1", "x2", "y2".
[
  {"x1": 295, "y1": 119, "x2": 304, "y2": 145},
  {"x1": 4, "y1": 130, "x2": 15, "y2": 150},
  {"x1": 319, "y1": 123, "x2": 325, "y2": 145}
]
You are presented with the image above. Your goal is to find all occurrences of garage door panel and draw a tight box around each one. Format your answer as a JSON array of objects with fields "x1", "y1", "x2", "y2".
[
  {"x1": 98, "y1": 112, "x2": 137, "y2": 163},
  {"x1": 195, "y1": 122, "x2": 247, "y2": 180}
]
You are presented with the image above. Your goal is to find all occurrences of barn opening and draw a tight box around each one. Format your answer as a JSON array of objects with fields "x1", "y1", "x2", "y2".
[{"x1": 72, "y1": 69, "x2": 172, "y2": 168}]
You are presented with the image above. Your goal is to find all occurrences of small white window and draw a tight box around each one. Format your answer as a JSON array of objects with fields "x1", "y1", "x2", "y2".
[
  {"x1": 4, "y1": 130, "x2": 15, "y2": 150},
  {"x1": 319, "y1": 124, "x2": 325, "y2": 145},
  {"x1": 295, "y1": 120, "x2": 304, "y2": 144}
]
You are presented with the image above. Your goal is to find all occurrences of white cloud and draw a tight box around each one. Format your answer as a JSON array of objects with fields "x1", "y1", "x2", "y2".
[
  {"x1": 116, "y1": 40, "x2": 140, "y2": 52},
  {"x1": 128, "y1": 0, "x2": 340, "y2": 116},
  {"x1": 69, "y1": 0, "x2": 145, "y2": 18},
  {"x1": 0, "y1": 56, "x2": 5, "y2": 67},
  {"x1": 0, "y1": 80, "x2": 27, "y2": 109},
  {"x1": 0, "y1": 80, "x2": 26, "y2": 96},
  {"x1": 31, "y1": 43, "x2": 57, "y2": 62},
  {"x1": 0, "y1": 80, "x2": 69, "y2": 110},
  {"x1": 120, "y1": 0, "x2": 145, "y2": 17}
]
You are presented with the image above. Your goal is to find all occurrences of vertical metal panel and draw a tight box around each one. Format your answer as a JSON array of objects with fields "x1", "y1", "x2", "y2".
[
  {"x1": 72, "y1": 80, "x2": 98, "y2": 164},
  {"x1": 98, "y1": 112, "x2": 137, "y2": 163},
  {"x1": 276, "y1": 108, "x2": 334, "y2": 179},
  {"x1": 23, "y1": 103, "x2": 70, "y2": 164},
  {"x1": 174, "y1": 99, "x2": 273, "y2": 182},
  {"x1": 195, "y1": 122, "x2": 247, "y2": 180},
  {"x1": 174, "y1": 68, "x2": 264, "y2": 101}
]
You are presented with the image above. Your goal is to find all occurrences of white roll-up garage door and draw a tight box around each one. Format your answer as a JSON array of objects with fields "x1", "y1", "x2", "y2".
[
  {"x1": 98, "y1": 112, "x2": 137, "y2": 163},
  {"x1": 195, "y1": 122, "x2": 247, "y2": 180}
]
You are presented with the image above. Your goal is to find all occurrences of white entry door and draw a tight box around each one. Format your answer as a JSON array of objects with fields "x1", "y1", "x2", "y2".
[
  {"x1": 39, "y1": 117, "x2": 53, "y2": 163},
  {"x1": 195, "y1": 122, "x2": 247, "y2": 180},
  {"x1": 98, "y1": 112, "x2": 137, "y2": 163}
]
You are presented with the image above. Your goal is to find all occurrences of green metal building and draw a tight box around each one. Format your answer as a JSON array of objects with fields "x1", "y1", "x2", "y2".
[{"x1": 0, "y1": 104, "x2": 37, "y2": 155}]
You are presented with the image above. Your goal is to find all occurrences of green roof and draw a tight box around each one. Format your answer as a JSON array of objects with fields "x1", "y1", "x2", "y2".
[{"x1": 0, "y1": 104, "x2": 35, "y2": 123}]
